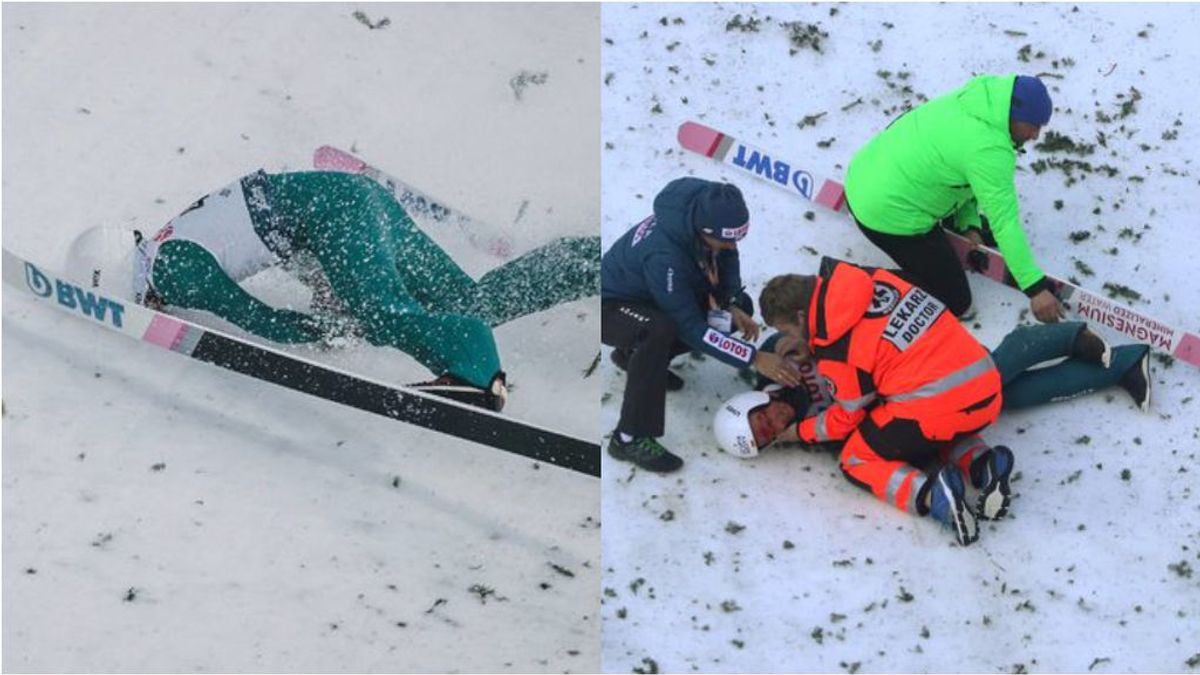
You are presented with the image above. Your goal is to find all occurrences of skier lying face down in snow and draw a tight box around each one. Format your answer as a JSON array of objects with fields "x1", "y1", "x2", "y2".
[
  {"x1": 711, "y1": 259, "x2": 1152, "y2": 546},
  {"x1": 65, "y1": 170, "x2": 601, "y2": 411}
]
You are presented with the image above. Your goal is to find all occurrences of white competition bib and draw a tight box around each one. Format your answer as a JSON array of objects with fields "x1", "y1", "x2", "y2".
[{"x1": 144, "y1": 173, "x2": 278, "y2": 284}]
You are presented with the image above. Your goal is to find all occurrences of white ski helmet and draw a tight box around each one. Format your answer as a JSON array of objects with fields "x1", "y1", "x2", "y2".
[
  {"x1": 63, "y1": 226, "x2": 138, "y2": 297},
  {"x1": 713, "y1": 390, "x2": 772, "y2": 459}
]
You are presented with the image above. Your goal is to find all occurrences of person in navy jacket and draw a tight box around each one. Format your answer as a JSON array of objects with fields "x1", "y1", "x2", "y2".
[{"x1": 601, "y1": 177, "x2": 800, "y2": 472}]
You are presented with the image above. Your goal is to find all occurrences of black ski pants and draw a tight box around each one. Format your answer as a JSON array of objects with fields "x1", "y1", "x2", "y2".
[
  {"x1": 601, "y1": 302, "x2": 691, "y2": 438},
  {"x1": 852, "y1": 216, "x2": 974, "y2": 317}
]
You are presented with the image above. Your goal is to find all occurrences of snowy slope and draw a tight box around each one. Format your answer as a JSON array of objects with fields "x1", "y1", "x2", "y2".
[
  {"x1": 3, "y1": 4, "x2": 600, "y2": 672},
  {"x1": 600, "y1": 4, "x2": 1199, "y2": 673}
]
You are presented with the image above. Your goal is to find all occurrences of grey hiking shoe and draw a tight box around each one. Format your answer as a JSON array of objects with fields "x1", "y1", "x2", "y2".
[{"x1": 607, "y1": 434, "x2": 683, "y2": 473}]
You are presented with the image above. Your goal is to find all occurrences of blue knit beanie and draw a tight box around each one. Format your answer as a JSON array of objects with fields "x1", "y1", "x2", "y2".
[
  {"x1": 1010, "y1": 75, "x2": 1052, "y2": 126},
  {"x1": 693, "y1": 183, "x2": 749, "y2": 241}
]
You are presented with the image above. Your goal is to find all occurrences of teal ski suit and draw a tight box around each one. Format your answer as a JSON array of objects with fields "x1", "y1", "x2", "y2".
[
  {"x1": 137, "y1": 170, "x2": 599, "y2": 388},
  {"x1": 761, "y1": 321, "x2": 1147, "y2": 444}
]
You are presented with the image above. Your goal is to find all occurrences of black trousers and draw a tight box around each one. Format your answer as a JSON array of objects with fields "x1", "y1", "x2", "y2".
[
  {"x1": 600, "y1": 302, "x2": 691, "y2": 438},
  {"x1": 853, "y1": 218, "x2": 974, "y2": 317}
]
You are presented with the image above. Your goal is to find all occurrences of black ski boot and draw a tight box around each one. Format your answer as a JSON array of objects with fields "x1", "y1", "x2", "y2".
[
  {"x1": 1119, "y1": 349, "x2": 1152, "y2": 413},
  {"x1": 1072, "y1": 326, "x2": 1112, "y2": 368},
  {"x1": 410, "y1": 372, "x2": 508, "y2": 412}
]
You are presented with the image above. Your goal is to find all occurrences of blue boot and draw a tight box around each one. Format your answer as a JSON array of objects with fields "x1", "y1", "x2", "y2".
[
  {"x1": 927, "y1": 466, "x2": 978, "y2": 546},
  {"x1": 972, "y1": 446, "x2": 1015, "y2": 520}
]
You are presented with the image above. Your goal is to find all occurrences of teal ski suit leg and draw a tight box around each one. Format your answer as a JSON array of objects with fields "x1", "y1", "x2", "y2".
[
  {"x1": 376, "y1": 209, "x2": 600, "y2": 327},
  {"x1": 991, "y1": 321, "x2": 1149, "y2": 410},
  {"x1": 150, "y1": 239, "x2": 334, "y2": 344},
  {"x1": 269, "y1": 172, "x2": 501, "y2": 388}
]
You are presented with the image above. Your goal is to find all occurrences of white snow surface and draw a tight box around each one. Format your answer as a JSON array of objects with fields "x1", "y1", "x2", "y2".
[
  {"x1": 3, "y1": 4, "x2": 600, "y2": 673},
  {"x1": 600, "y1": 4, "x2": 1199, "y2": 674}
]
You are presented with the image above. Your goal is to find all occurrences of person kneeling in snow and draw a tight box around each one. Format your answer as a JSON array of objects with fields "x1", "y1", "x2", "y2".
[
  {"x1": 66, "y1": 169, "x2": 600, "y2": 411},
  {"x1": 601, "y1": 177, "x2": 802, "y2": 473},
  {"x1": 711, "y1": 258, "x2": 1151, "y2": 547}
]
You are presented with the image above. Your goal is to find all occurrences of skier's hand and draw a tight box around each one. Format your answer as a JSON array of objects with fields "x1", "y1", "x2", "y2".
[
  {"x1": 965, "y1": 228, "x2": 985, "y2": 248},
  {"x1": 754, "y1": 350, "x2": 801, "y2": 387},
  {"x1": 1030, "y1": 290, "x2": 1066, "y2": 323},
  {"x1": 732, "y1": 306, "x2": 760, "y2": 342}
]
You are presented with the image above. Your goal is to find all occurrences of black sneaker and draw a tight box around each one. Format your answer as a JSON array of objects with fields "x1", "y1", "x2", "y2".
[
  {"x1": 611, "y1": 349, "x2": 684, "y2": 391},
  {"x1": 607, "y1": 434, "x2": 683, "y2": 473},
  {"x1": 1073, "y1": 326, "x2": 1112, "y2": 369},
  {"x1": 1119, "y1": 349, "x2": 1152, "y2": 413},
  {"x1": 409, "y1": 372, "x2": 508, "y2": 412}
]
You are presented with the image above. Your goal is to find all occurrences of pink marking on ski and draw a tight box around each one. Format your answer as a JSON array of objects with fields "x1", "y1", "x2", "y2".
[
  {"x1": 946, "y1": 234, "x2": 1008, "y2": 283},
  {"x1": 814, "y1": 180, "x2": 846, "y2": 211},
  {"x1": 313, "y1": 146, "x2": 366, "y2": 173},
  {"x1": 144, "y1": 314, "x2": 188, "y2": 350},
  {"x1": 1175, "y1": 332, "x2": 1200, "y2": 368},
  {"x1": 946, "y1": 235, "x2": 973, "y2": 265},
  {"x1": 677, "y1": 122, "x2": 724, "y2": 158}
]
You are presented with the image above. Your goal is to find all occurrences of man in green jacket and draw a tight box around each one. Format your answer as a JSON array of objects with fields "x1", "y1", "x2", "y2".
[{"x1": 844, "y1": 74, "x2": 1065, "y2": 323}]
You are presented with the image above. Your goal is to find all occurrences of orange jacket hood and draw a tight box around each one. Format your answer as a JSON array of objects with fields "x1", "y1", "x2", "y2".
[{"x1": 808, "y1": 259, "x2": 873, "y2": 347}]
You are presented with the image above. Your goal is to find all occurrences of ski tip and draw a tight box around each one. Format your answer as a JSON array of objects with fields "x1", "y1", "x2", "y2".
[
  {"x1": 313, "y1": 145, "x2": 366, "y2": 173},
  {"x1": 814, "y1": 180, "x2": 847, "y2": 211},
  {"x1": 677, "y1": 121, "x2": 723, "y2": 157}
]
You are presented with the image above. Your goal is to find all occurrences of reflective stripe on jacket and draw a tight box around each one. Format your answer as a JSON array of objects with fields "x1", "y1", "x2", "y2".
[{"x1": 798, "y1": 259, "x2": 1001, "y2": 444}]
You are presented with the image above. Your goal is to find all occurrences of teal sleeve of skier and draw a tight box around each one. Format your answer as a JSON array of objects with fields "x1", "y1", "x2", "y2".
[
  {"x1": 150, "y1": 239, "x2": 334, "y2": 344},
  {"x1": 991, "y1": 322, "x2": 1148, "y2": 409},
  {"x1": 965, "y1": 146, "x2": 1045, "y2": 292}
]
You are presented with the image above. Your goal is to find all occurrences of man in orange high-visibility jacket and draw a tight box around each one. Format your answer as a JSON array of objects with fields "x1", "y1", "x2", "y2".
[{"x1": 759, "y1": 258, "x2": 1010, "y2": 546}]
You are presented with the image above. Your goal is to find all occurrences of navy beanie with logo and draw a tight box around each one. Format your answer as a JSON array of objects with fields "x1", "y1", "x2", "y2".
[
  {"x1": 1010, "y1": 75, "x2": 1052, "y2": 127},
  {"x1": 692, "y1": 183, "x2": 749, "y2": 242}
]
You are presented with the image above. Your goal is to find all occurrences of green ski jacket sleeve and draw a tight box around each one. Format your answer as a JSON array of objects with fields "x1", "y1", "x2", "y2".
[{"x1": 965, "y1": 142, "x2": 1047, "y2": 294}]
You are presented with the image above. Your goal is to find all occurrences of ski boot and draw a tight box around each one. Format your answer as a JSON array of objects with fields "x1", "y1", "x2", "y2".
[{"x1": 410, "y1": 371, "x2": 508, "y2": 412}]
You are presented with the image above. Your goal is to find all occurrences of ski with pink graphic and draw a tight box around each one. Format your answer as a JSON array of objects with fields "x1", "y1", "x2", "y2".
[
  {"x1": 313, "y1": 145, "x2": 515, "y2": 259},
  {"x1": 677, "y1": 120, "x2": 1200, "y2": 370},
  {"x1": 2, "y1": 248, "x2": 599, "y2": 475},
  {"x1": 677, "y1": 121, "x2": 846, "y2": 211}
]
